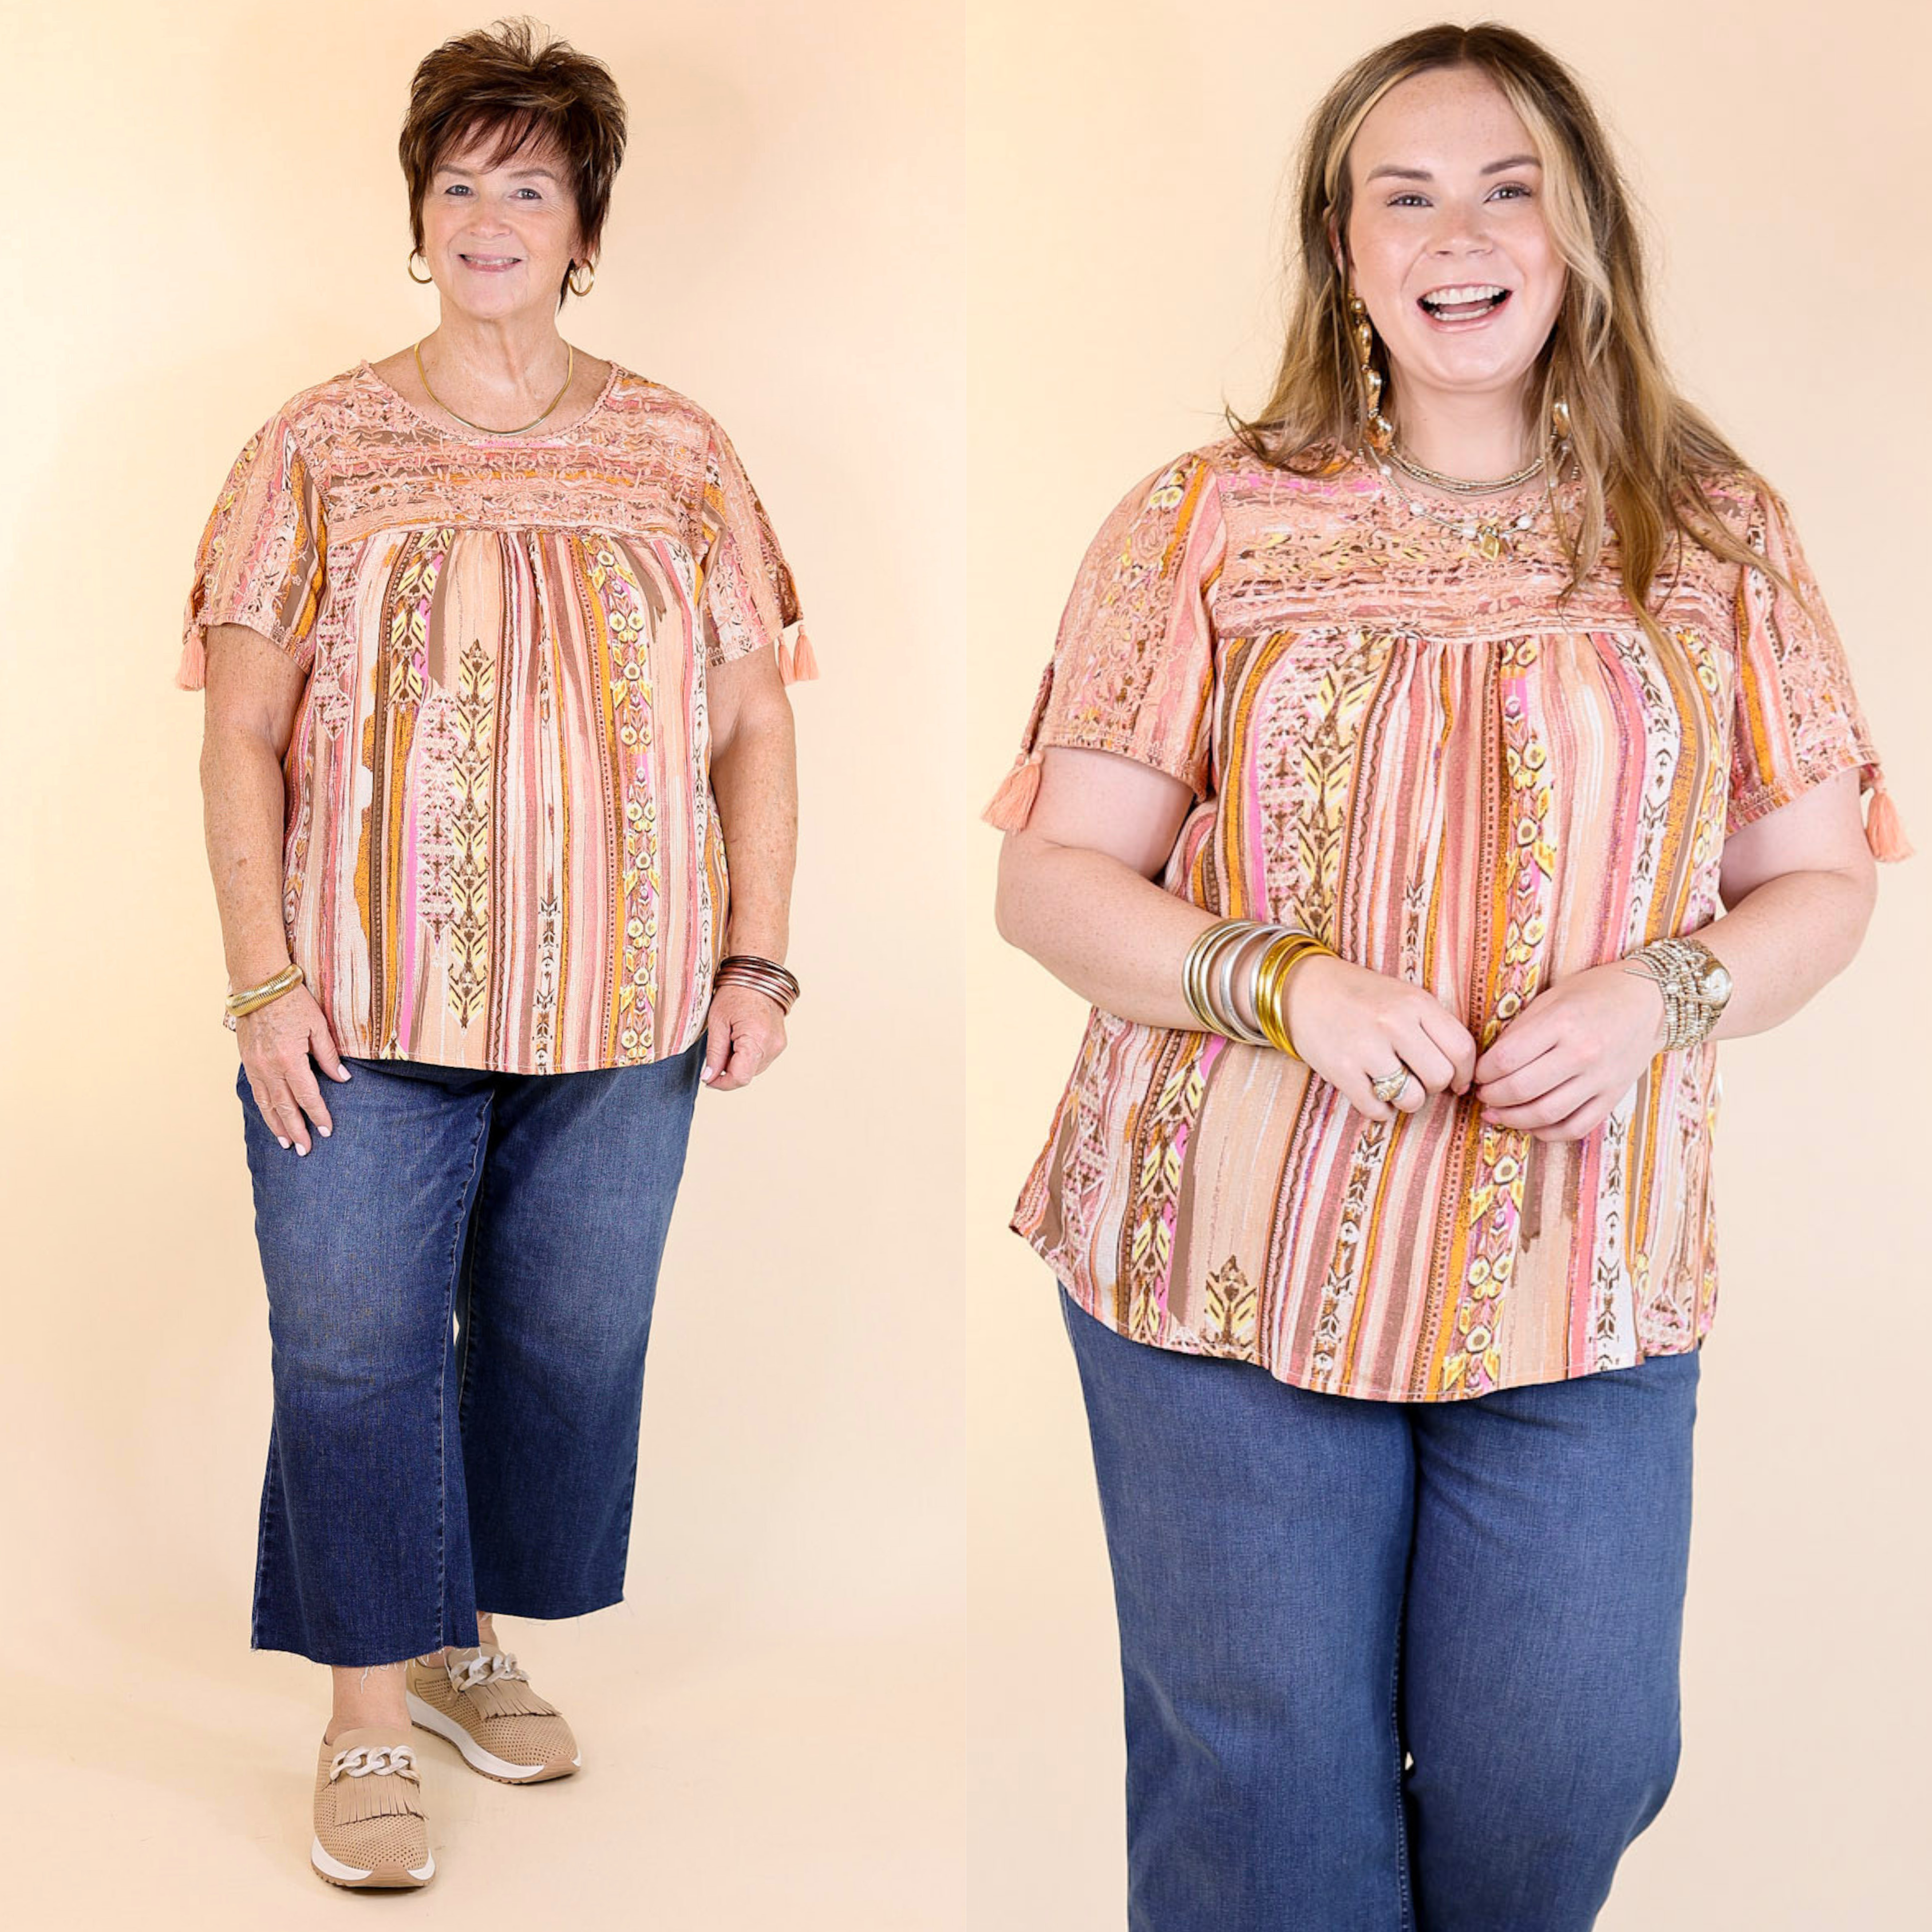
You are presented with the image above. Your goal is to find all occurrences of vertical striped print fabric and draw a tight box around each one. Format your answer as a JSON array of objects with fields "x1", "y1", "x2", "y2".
[
  {"x1": 992, "y1": 440, "x2": 1905, "y2": 1401},
  {"x1": 180, "y1": 361, "x2": 809, "y2": 1074}
]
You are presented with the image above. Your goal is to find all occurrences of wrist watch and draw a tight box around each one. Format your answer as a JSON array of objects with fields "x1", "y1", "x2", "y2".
[{"x1": 1624, "y1": 935, "x2": 1732, "y2": 1050}]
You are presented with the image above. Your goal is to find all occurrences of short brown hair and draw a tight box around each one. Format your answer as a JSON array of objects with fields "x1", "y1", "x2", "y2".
[{"x1": 399, "y1": 17, "x2": 627, "y2": 301}]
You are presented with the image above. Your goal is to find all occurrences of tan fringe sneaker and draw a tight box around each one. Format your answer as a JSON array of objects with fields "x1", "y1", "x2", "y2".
[
  {"x1": 406, "y1": 1647, "x2": 580, "y2": 1784},
  {"x1": 310, "y1": 1728, "x2": 434, "y2": 1888}
]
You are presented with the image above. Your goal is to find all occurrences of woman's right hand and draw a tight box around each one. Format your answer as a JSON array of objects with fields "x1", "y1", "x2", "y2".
[
  {"x1": 1282, "y1": 954, "x2": 1477, "y2": 1124},
  {"x1": 238, "y1": 985, "x2": 351, "y2": 1155}
]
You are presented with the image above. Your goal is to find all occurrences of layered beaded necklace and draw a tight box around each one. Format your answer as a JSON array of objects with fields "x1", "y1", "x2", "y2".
[{"x1": 1365, "y1": 436, "x2": 1574, "y2": 561}]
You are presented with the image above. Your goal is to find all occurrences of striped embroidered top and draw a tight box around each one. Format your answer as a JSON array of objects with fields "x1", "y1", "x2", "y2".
[
  {"x1": 179, "y1": 358, "x2": 811, "y2": 1075},
  {"x1": 986, "y1": 439, "x2": 1909, "y2": 1402}
]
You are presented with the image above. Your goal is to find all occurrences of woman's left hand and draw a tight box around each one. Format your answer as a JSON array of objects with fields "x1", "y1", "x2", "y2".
[
  {"x1": 701, "y1": 984, "x2": 788, "y2": 1092},
  {"x1": 1470, "y1": 962, "x2": 1668, "y2": 1142}
]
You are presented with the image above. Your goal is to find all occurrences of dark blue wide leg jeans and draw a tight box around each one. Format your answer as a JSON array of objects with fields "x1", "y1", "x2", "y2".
[
  {"x1": 1060, "y1": 1287, "x2": 1700, "y2": 1932},
  {"x1": 238, "y1": 1038, "x2": 704, "y2": 1666}
]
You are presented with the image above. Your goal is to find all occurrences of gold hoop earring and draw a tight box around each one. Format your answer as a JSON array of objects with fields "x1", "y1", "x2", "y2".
[
  {"x1": 1550, "y1": 396, "x2": 1572, "y2": 441},
  {"x1": 408, "y1": 250, "x2": 433, "y2": 286},
  {"x1": 1346, "y1": 291, "x2": 1394, "y2": 452},
  {"x1": 567, "y1": 260, "x2": 596, "y2": 298}
]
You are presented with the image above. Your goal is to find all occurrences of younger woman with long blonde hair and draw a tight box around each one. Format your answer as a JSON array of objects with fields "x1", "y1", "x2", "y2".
[{"x1": 989, "y1": 21, "x2": 1908, "y2": 1927}]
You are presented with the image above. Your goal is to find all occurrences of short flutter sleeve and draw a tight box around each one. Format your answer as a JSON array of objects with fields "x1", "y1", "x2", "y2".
[
  {"x1": 698, "y1": 419, "x2": 815, "y2": 685},
  {"x1": 1728, "y1": 485, "x2": 1911, "y2": 860},
  {"x1": 176, "y1": 410, "x2": 327, "y2": 690},
  {"x1": 982, "y1": 452, "x2": 1228, "y2": 831}
]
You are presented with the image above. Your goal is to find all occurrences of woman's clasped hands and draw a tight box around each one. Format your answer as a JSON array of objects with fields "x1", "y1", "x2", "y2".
[{"x1": 1284, "y1": 954, "x2": 1668, "y2": 1141}]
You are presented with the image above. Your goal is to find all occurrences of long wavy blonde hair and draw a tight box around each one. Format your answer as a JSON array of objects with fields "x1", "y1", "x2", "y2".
[{"x1": 1232, "y1": 21, "x2": 1776, "y2": 637}]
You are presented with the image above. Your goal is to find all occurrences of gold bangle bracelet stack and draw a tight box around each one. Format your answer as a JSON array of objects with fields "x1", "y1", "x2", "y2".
[
  {"x1": 714, "y1": 953, "x2": 801, "y2": 1015},
  {"x1": 1252, "y1": 929, "x2": 1334, "y2": 1060},
  {"x1": 223, "y1": 961, "x2": 303, "y2": 1030},
  {"x1": 1182, "y1": 918, "x2": 1337, "y2": 1060}
]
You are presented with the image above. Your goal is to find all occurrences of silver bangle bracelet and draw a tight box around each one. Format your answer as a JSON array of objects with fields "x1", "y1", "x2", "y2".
[
  {"x1": 1211, "y1": 923, "x2": 1274, "y2": 1047},
  {"x1": 1181, "y1": 918, "x2": 1293, "y2": 1049}
]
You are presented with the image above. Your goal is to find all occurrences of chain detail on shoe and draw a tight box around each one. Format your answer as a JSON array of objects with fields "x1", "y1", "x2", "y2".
[
  {"x1": 329, "y1": 1743, "x2": 420, "y2": 1782},
  {"x1": 448, "y1": 1650, "x2": 531, "y2": 1694}
]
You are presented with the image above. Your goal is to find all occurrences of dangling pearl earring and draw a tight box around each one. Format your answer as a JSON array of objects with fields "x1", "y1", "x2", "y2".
[{"x1": 1348, "y1": 291, "x2": 1395, "y2": 452}]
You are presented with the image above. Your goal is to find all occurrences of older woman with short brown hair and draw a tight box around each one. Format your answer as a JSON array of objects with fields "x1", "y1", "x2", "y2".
[{"x1": 183, "y1": 19, "x2": 814, "y2": 1888}]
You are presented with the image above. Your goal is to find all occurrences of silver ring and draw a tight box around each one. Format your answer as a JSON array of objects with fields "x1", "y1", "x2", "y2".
[{"x1": 1370, "y1": 1062, "x2": 1412, "y2": 1104}]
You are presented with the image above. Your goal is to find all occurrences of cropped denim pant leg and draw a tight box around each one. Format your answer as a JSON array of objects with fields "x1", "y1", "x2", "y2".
[
  {"x1": 238, "y1": 1037, "x2": 704, "y2": 1666},
  {"x1": 1060, "y1": 1286, "x2": 1700, "y2": 1932}
]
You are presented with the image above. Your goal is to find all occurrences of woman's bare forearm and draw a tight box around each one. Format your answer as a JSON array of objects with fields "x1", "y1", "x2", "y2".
[
  {"x1": 995, "y1": 829, "x2": 1212, "y2": 1029},
  {"x1": 197, "y1": 627, "x2": 343, "y2": 1149},
  {"x1": 710, "y1": 703, "x2": 798, "y2": 962},
  {"x1": 200, "y1": 724, "x2": 295, "y2": 988},
  {"x1": 994, "y1": 750, "x2": 1482, "y2": 1125},
  {"x1": 1700, "y1": 864, "x2": 1874, "y2": 1042}
]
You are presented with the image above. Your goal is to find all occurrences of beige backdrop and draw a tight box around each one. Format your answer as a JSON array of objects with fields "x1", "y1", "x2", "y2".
[
  {"x1": 965, "y1": 3, "x2": 1931, "y2": 1930},
  {"x1": 6, "y1": 1, "x2": 1930, "y2": 1927},
  {"x1": 0, "y1": 1, "x2": 965, "y2": 1925}
]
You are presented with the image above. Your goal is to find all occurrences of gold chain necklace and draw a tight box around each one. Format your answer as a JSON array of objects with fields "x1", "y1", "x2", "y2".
[
  {"x1": 412, "y1": 338, "x2": 575, "y2": 434},
  {"x1": 1386, "y1": 441, "x2": 1546, "y2": 495}
]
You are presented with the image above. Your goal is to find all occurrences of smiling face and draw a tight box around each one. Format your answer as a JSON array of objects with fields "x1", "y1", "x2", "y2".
[
  {"x1": 1341, "y1": 66, "x2": 1565, "y2": 426},
  {"x1": 417, "y1": 125, "x2": 587, "y2": 318}
]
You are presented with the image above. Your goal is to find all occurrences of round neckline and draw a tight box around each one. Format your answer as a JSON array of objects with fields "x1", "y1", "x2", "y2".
[{"x1": 357, "y1": 351, "x2": 623, "y2": 446}]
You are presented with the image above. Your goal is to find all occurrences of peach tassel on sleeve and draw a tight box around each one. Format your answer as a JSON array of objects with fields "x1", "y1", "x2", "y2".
[
  {"x1": 982, "y1": 749, "x2": 1043, "y2": 832},
  {"x1": 777, "y1": 624, "x2": 819, "y2": 686},
  {"x1": 175, "y1": 625, "x2": 208, "y2": 692},
  {"x1": 1863, "y1": 773, "x2": 1914, "y2": 862}
]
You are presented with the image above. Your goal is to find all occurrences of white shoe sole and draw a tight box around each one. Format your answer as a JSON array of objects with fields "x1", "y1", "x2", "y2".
[
  {"x1": 406, "y1": 1690, "x2": 578, "y2": 1782},
  {"x1": 310, "y1": 1834, "x2": 434, "y2": 1886}
]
